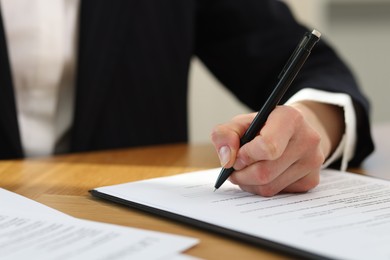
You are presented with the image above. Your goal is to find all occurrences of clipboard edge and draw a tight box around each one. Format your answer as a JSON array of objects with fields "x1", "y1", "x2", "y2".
[{"x1": 90, "y1": 189, "x2": 331, "y2": 260}]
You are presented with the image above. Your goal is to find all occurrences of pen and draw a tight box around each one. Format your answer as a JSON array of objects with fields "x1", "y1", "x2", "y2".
[{"x1": 214, "y1": 29, "x2": 321, "y2": 190}]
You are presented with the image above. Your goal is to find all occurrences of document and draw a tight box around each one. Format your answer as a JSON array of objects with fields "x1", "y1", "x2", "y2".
[
  {"x1": 0, "y1": 188, "x2": 69, "y2": 218},
  {"x1": 92, "y1": 169, "x2": 390, "y2": 260},
  {"x1": 0, "y1": 188, "x2": 198, "y2": 260}
]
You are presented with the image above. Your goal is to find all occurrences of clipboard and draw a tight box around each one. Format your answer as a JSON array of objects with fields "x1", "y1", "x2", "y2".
[
  {"x1": 90, "y1": 168, "x2": 390, "y2": 260},
  {"x1": 90, "y1": 188, "x2": 327, "y2": 260}
]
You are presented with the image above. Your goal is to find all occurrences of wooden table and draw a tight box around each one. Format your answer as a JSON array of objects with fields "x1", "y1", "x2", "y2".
[
  {"x1": 0, "y1": 124, "x2": 388, "y2": 260},
  {"x1": 0, "y1": 144, "x2": 284, "y2": 259}
]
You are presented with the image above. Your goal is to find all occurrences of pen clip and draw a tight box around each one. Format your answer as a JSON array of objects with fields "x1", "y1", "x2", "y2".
[{"x1": 277, "y1": 33, "x2": 310, "y2": 79}]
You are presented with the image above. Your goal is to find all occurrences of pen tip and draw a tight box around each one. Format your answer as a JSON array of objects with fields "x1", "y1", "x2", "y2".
[{"x1": 214, "y1": 189, "x2": 217, "y2": 192}]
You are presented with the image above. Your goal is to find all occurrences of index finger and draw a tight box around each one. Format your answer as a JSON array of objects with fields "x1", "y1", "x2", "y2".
[{"x1": 234, "y1": 106, "x2": 299, "y2": 169}]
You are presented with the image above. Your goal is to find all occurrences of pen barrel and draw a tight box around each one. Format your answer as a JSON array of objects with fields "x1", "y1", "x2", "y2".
[
  {"x1": 214, "y1": 167, "x2": 235, "y2": 189},
  {"x1": 240, "y1": 31, "x2": 320, "y2": 146},
  {"x1": 215, "y1": 30, "x2": 320, "y2": 190}
]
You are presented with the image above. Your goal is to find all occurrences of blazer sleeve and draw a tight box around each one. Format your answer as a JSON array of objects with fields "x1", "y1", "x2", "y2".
[{"x1": 194, "y1": 0, "x2": 374, "y2": 167}]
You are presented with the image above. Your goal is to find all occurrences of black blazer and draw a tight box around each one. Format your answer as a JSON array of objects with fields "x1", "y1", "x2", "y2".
[{"x1": 0, "y1": 0, "x2": 374, "y2": 165}]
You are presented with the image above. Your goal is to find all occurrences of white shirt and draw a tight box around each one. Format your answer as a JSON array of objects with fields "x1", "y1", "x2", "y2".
[
  {"x1": 0, "y1": 0, "x2": 356, "y2": 169},
  {"x1": 0, "y1": 0, "x2": 79, "y2": 157}
]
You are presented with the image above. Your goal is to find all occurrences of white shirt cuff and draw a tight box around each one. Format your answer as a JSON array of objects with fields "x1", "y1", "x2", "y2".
[{"x1": 284, "y1": 88, "x2": 356, "y2": 171}]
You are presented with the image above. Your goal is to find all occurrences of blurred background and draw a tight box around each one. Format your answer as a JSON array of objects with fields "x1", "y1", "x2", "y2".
[{"x1": 188, "y1": 0, "x2": 390, "y2": 144}]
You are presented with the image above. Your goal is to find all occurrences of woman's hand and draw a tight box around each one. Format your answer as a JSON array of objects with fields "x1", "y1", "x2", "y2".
[{"x1": 211, "y1": 101, "x2": 344, "y2": 196}]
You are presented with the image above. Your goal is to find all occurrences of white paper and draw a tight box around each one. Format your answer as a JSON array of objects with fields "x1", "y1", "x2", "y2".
[
  {"x1": 95, "y1": 168, "x2": 390, "y2": 260},
  {"x1": 0, "y1": 188, "x2": 198, "y2": 260},
  {"x1": 0, "y1": 188, "x2": 70, "y2": 218}
]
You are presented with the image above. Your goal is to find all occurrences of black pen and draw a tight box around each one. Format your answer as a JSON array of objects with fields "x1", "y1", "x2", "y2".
[{"x1": 214, "y1": 29, "x2": 321, "y2": 190}]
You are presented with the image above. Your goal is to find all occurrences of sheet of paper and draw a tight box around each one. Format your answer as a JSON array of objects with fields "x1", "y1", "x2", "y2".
[
  {"x1": 0, "y1": 188, "x2": 198, "y2": 260},
  {"x1": 0, "y1": 188, "x2": 70, "y2": 218},
  {"x1": 94, "y1": 168, "x2": 390, "y2": 260}
]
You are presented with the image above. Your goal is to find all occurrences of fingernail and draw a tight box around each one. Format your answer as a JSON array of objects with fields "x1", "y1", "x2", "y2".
[{"x1": 218, "y1": 146, "x2": 231, "y2": 167}]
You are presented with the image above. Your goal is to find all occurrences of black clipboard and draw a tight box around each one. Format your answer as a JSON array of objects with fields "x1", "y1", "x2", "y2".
[{"x1": 90, "y1": 189, "x2": 331, "y2": 260}]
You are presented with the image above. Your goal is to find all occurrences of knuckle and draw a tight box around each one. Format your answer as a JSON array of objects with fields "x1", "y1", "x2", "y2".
[
  {"x1": 310, "y1": 147, "x2": 326, "y2": 168},
  {"x1": 309, "y1": 130, "x2": 322, "y2": 146},
  {"x1": 261, "y1": 136, "x2": 280, "y2": 160},
  {"x1": 257, "y1": 185, "x2": 278, "y2": 197},
  {"x1": 300, "y1": 173, "x2": 320, "y2": 191},
  {"x1": 304, "y1": 151, "x2": 324, "y2": 169},
  {"x1": 314, "y1": 151, "x2": 325, "y2": 167},
  {"x1": 252, "y1": 164, "x2": 272, "y2": 185},
  {"x1": 302, "y1": 130, "x2": 325, "y2": 168}
]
